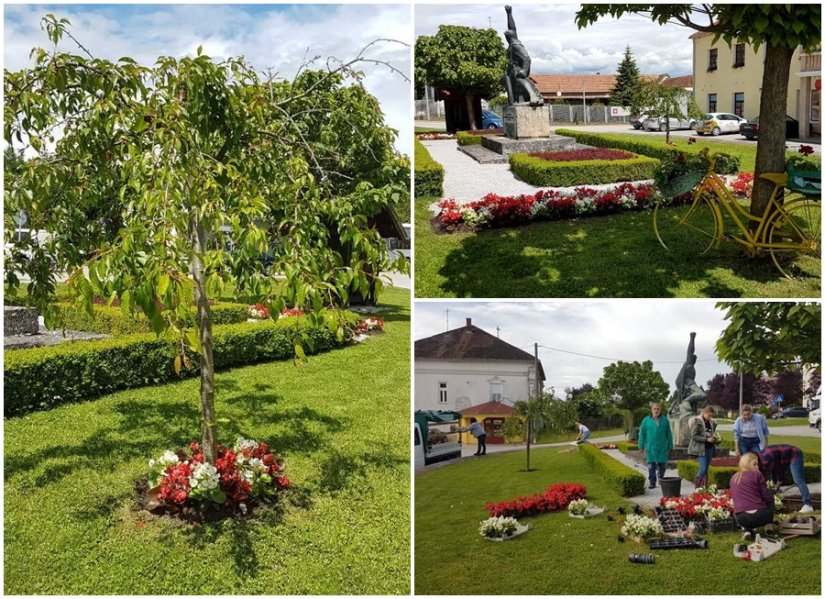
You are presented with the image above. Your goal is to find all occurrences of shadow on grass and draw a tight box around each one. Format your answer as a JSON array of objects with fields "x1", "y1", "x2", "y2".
[{"x1": 315, "y1": 441, "x2": 408, "y2": 494}]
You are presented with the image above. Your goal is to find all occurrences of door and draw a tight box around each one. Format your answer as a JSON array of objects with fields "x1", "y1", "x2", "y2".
[{"x1": 484, "y1": 417, "x2": 506, "y2": 444}]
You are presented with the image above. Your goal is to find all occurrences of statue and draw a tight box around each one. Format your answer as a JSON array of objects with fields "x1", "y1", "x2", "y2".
[
  {"x1": 670, "y1": 332, "x2": 707, "y2": 420},
  {"x1": 501, "y1": 5, "x2": 544, "y2": 107}
]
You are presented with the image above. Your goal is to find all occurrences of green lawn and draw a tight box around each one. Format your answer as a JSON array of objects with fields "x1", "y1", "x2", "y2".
[
  {"x1": 767, "y1": 433, "x2": 821, "y2": 454},
  {"x1": 415, "y1": 196, "x2": 820, "y2": 298},
  {"x1": 5, "y1": 288, "x2": 410, "y2": 595},
  {"x1": 415, "y1": 446, "x2": 821, "y2": 595}
]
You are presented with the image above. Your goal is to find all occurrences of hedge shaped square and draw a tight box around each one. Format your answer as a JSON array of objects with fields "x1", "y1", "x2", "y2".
[
  {"x1": 578, "y1": 443, "x2": 646, "y2": 497},
  {"x1": 509, "y1": 151, "x2": 659, "y2": 187},
  {"x1": 414, "y1": 138, "x2": 444, "y2": 197}
]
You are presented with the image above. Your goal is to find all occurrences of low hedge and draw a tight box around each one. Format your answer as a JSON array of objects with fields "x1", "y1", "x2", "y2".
[
  {"x1": 4, "y1": 318, "x2": 344, "y2": 417},
  {"x1": 456, "y1": 129, "x2": 504, "y2": 146},
  {"x1": 509, "y1": 152, "x2": 659, "y2": 187},
  {"x1": 677, "y1": 460, "x2": 821, "y2": 488},
  {"x1": 555, "y1": 129, "x2": 740, "y2": 175},
  {"x1": 617, "y1": 441, "x2": 638, "y2": 454},
  {"x1": 578, "y1": 443, "x2": 646, "y2": 497},
  {"x1": 414, "y1": 138, "x2": 444, "y2": 197},
  {"x1": 55, "y1": 302, "x2": 250, "y2": 335}
]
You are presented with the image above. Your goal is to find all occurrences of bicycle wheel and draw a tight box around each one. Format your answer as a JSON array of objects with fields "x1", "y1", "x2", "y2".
[
  {"x1": 654, "y1": 187, "x2": 721, "y2": 255},
  {"x1": 766, "y1": 197, "x2": 821, "y2": 278}
]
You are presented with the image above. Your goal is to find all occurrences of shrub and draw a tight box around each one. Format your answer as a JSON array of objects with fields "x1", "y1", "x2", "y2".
[
  {"x1": 4, "y1": 318, "x2": 344, "y2": 416},
  {"x1": 677, "y1": 460, "x2": 820, "y2": 487},
  {"x1": 510, "y1": 152, "x2": 658, "y2": 187},
  {"x1": 55, "y1": 302, "x2": 250, "y2": 335},
  {"x1": 414, "y1": 138, "x2": 444, "y2": 197},
  {"x1": 555, "y1": 129, "x2": 739, "y2": 174},
  {"x1": 530, "y1": 148, "x2": 635, "y2": 162},
  {"x1": 578, "y1": 443, "x2": 646, "y2": 497},
  {"x1": 456, "y1": 129, "x2": 504, "y2": 146},
  {"x1": 617, "y1": 441, "x2": 638, "y2": 454}
]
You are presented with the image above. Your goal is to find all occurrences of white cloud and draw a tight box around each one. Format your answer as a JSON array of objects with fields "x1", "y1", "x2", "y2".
[
  {"x1": 414, "y1": 300, "x2": 731, "y2": 395},
  {"x1": 4, "y1": 4, "x2": 412, "y2": 155}
]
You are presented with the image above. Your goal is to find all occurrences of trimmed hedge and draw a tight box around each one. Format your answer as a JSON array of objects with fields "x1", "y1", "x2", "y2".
[
  {"x1": 509, "y1": 152, "x2": 659, "y2": 187},
  {"x1": 456, "y1": 129, "x2": 504, "y2": 146},
  {"x1": 414, "y1": 138, "x2": 444, "y2": 197},
  {"x1": 578, "y1": 443, "x2": 646, "y2": 497},
  {"x1": 617, "y1": 441, "x2": 638, "y2": 454},
  {"x1": 677, "y1": 460, "x2": 821, "y2": 488},
  {"x1": 56, "y1": 302, "x2": 250, "y2": 335},
  {"x1": 4, "y1": 318, "x2": 344, "y2": 417},
  {"x1": 555, "y1": 129, "x2": 740, "y2": 175}
]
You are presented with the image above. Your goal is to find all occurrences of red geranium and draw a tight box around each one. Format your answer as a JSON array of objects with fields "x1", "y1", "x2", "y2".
[
  {"x1": 159, "y1": 462, "x2": 193, "y2": 505},
  {"x1": 485, "y1": 482, "x2": 587, "y2": 518}
]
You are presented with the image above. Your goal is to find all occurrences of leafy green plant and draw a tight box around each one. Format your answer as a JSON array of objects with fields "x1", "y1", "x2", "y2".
[
  {"x1": 578, "y1": 443, "x2": 646, "y2": 496},
  {"x1": 509, "y1": 152, "x2": 658, "y2": 187},
  {"x1": 414, "y1": 139, "x2": 445, "y2": 197}
]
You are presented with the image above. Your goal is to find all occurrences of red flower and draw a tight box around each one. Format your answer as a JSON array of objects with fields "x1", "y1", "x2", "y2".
[
  {"x1": 799, "y1": 145, "x2": 814, "y2": 156},
  {"x1": 159, "y1": 462, "x2": 193, "y2": 505}
]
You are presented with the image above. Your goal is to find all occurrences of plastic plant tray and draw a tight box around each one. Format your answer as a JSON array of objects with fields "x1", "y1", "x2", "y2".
[
  {"x1": 705, "y1": 515, "x2": 737, "y2": 533},
  {"x1": 656, "y1": 508, "x2": 686, "y2": 533},
  {"x1": 648, "y1": 537, "x2": 708, "y2": 550}
]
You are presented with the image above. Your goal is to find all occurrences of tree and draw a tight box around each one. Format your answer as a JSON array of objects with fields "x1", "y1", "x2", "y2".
[
  {"x1": 415, "y1": 25, "x2": 507, "y2": 131},
  {"x1": 510, "y1": 391, "x2": 577, "y2": 471},
  {"x1": 4, "y1": 16, "x2": 407, "y2": 463},
  {"x1": 753, "y1": 370, "x2": 804, "y2": 408},
  {"x1": 635, "y1": 80, "x2": 693, "y2": 143},
  {"x1": 715, "y1": 302, "x2": 821, "y2": 377},
  {"x1": 597, "y1": 360, "x2": 670, "y2": 411},
  {"x1": 705, "y1": 371, "x2": 759, "y2": 411},
  {"x1": 576, "y1": 4, "x2": 822, "y2": 222},
  {"x1": 609, "y1": 45, "x2": 642, "y2": 108}
]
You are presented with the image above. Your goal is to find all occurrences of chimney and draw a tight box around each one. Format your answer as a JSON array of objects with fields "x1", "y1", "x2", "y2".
[{"x1": 466, "y1": 318, "x2": 472, "y2": 327}]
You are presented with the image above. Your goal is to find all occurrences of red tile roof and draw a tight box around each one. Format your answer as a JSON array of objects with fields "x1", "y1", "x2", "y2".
[
  {"x1": 531, "y1": 73, "x2": 668, "y2": 98},
  {"x1": 664, "y1": 75, "x2": 693, "y2": 88},
  {"x1": 459, "y1": 401, "x2": 515, "y2": 416}
]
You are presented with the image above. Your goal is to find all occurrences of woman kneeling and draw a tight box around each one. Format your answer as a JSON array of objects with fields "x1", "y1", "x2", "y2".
[{"x1": 729, "y1": 452, "x2": 775, "y2": 532}]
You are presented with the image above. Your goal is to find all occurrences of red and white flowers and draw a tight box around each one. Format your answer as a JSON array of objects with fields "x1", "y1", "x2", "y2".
[
  {"x1": 485, "y1": 482, "x2": 587, "y2": 518},
  {"x1": 417, "y1": 132, "x2": 455, "y2": 140},
  {"x1": 280, "y1": 307, "x2": 305, "y2": 318},
  {"x1": 660, "y1": 486, "x2": 734, "y2": 521},
  {"x1": 357, "y1": 317, "x2": 385, "y2": 334},
  {"x1": 248, "y1": 303, "x2": 270, "y2": 320}
]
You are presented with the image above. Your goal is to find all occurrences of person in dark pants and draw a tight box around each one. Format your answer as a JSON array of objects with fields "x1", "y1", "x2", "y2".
[
  {"x1": 733, "y1": 404, "x2": 770, "y2": 455},
  {"x1": 757, "y1": 444, "x2": 814, "y2": 513},
  {"x1": 687, "y1": 405, "x2": 718, "y2": 489},
  {"x1": 459, "y1": 418, "x2": 487, "y2": 455},
  {"x1": 730, "y1": 452, "x2": 775, "y2": 535}
]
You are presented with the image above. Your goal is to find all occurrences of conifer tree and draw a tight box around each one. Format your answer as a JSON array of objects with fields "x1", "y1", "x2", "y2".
[{"x1": 609, "y1": 45, "x2": 642, "y2": 108}]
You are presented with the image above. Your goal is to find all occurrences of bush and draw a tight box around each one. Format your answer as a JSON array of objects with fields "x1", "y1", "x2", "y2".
[
  {"x1": 456, "y1": 129, "x2": 504, "y2": 146},
  {"x1": 56, "y1": 302, "x2": 250, "y2": 335},
  {"x1": 4, "y1": 318, "x2": 344, "y2": 416},
  {"x1": 555, "y1": 129, "x2": 739, "y2": 175},
  {"x1": 414, "y1": 138, "x2": 444, "y2": 197},
  {"x1": 509, "y1": 152, "x2": 658, "y2": 187},
  {"x1": 677, "y1": 460, "x2": 820, "y2": 488},
  {"x1": 617, "y1": 441, "x2": 638, "y2": 454},
  {"x1": 578, "y1": 443, "x2": 646, "y2": 497}
]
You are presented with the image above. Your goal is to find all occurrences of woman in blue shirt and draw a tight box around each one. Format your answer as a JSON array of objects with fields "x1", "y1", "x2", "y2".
[{"x1": 733, "y1": 404, "x2": 769, "y2": 455}]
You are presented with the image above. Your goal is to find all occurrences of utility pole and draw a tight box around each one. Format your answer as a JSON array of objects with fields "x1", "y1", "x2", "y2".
[
  {"x1": 446, "y1": 309, "x2": 449, "y2": 331},
  {"x1": 739, "y1": 370, "x2": 744, "y2": 415},
  {"x1": 496, "y1": 326, "x2": 501, "y2": 338}
]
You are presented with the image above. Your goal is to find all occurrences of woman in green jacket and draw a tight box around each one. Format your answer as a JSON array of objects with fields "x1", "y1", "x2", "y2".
[{"x1": 637, "y1": 402, "x2": 674, "y2": 488}]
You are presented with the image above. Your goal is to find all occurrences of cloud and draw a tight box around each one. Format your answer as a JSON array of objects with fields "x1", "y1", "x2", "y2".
[
  {"x1": 415, "y1": 2, "x2": 694, "y2": 77},
  {"x1": 4, "y1": 4, "x2": 412, "y2": 155},
  {"x1": 414, "y1": 300, "x2": 731, "y2": 394}
]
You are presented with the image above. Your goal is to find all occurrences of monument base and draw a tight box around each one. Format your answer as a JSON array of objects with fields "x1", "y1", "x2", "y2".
[
  {"x1": 670, "y1": 417, "x2": 693, "y2": 447},
  {"x1": 503, "y1": 104, "x2": 551, "y2": 139},
  {"x1": 480, "y1": 134, "x2": 577, "y2": 156}
]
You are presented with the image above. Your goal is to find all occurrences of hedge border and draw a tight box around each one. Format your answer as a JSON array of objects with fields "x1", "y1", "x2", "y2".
[
  {"x1": 509, "y1": 152, "x2": 659, "y2": 187},
  {"x1": 579, "y1": 443, "x2": 646, "y2": 497},
  {"x1": 676, "y1": 459, "x2": 821, "y2": 489},
  {"x1": 456, "y1": 129, "x2": 504, "y2": 146},
  {"x1": 4, "y1": 318, "x2": 346, "y2": 417},
  {"x1": 555, "y1": 128, "x2": 740, "y2": 175},
  {"x1": 414, "y1": 138, "x2": 444, "y2": 197}
]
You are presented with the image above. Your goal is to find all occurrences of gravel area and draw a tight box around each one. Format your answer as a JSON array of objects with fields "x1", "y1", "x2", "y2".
[{"x1": 421, "y1": 139, "x2": 653, "y2": 209}]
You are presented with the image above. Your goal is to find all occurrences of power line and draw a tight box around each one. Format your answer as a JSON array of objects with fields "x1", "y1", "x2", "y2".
[{"x1": 536, "y1": 344, "x2": 716, "y2": 364}]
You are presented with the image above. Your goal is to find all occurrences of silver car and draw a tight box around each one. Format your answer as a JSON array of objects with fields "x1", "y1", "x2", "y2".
[{"x1": 641, "y1": 116, "x2": 697, "y2": 132}]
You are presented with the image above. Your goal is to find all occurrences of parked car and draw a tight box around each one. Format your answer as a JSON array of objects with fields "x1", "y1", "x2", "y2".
[
  {"x1": 641, "y1": 116, "x2": 697, "y2": 132},
  {"x1": 739, "y1": 115, "x2": 800, "y2": 140},
  {"x1": 631, "y1": 113, "x2": 648, "y2": 129},
  {"x1": 771, "y1": 406, "x2": 810, "y2": 419},
  {"x1": 481, "y1": 110, "x2": 503, "y2": 129},
  {"x1": 696, "y1": 112, "x2": 748, "y2": 136}
]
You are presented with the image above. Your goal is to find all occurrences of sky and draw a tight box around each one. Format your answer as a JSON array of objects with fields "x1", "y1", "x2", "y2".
[
  {"x1": 414, "y1": 300, "x2": 734, "y2": 397},
  {"x1": 415, "y1": 2, "x2": 695, "y2": 78},
  {"x1": 3, "y1": 3, "x2": 412, "y2": 155}
]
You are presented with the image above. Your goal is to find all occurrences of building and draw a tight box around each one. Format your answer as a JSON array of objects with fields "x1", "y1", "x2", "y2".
[
  {"x1": 691, "y1": 32, "x2": 821, "y2": 139},
  {"x1": 457, "y1": 400, "x2": 518, "y2": 445},
  {"x1": 414, "y1": 318, "x2": 545, "y2": 414},
  {"x1": 531, "y1": 73, "x2": 669, "y2": 105}
]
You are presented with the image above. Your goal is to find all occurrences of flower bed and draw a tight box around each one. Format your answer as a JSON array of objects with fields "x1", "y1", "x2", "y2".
[
  {"x1": 660, "y1": 485, "x2": 734, "y2": 522},
  {"x1": 143, "y1": 437, "x2": 289, "y2": 522},
  {"x1": 529, "y1": 148, "x2": 635, "y2": 162},
  {"x1": 479, "y1": 516, "x2": 528, "y2": 540},
  {"x1": 357, "y1": 317, "x2": 384, "y2": 334},
  {"x1": 485, "y1": 482, "x2": 587, "y2": 519},
  {"x1": 620, "y1": 514, "x2": 663, "y2": 540},
  {"x1": 416, "y1": 132, "x2": 455, "y2": 140},
  {"x1": 434, "y1": 183, "x2": 668, "y2": 232}
]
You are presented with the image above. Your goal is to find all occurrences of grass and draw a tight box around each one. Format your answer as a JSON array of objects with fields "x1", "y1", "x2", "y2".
[
  {"x1": 415, "y1": 446, "x2": 821, "y2": 595},
  {"x1": 767, "y1": 433, "x2": 821, "y2": 454},
  {"x1": 4, "y1": 287, "x2": 410, "y2": 595},
  {"x1": 414, "y1": 196, "x2": 820, "y2": 298},
  {"x1": 414, "y1": 126, "x2": 445, "y2": 133}
]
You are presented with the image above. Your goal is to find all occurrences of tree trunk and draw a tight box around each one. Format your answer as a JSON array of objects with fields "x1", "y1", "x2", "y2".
[
  {"x1": 750, "y1": 44, "x2": 795, "y2": 228},
  {"x1": 190, "y1": 214, "x2": 217, "y2": 464},
  {"x1": 526, "y1": 417, "x2": 532, "y2": 471},
  {"x1": 465, "y1": 93, "x2": 477, "y2": 131}
]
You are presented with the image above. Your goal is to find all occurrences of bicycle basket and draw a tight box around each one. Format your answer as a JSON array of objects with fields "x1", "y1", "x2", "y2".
[
  {"x1": 787, "y1": 165, "x2": 822, "y2": 197},
  {"x1": 662, "y1": 170, "x2": 706, "y2": 198}
]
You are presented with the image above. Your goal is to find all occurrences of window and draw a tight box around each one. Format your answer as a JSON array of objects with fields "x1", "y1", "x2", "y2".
[
  {"x1": 708, "y1": 48, "x2": 718, "y2": 71},
  {"x1": 438, "y1": 382, "x2": 447, "y2": 404},
  {"x1": 733, "y1": 43, "x2": 745, "y2": 68},
  {"x1": 733, "y1": 93, "x2": 745, "y2": 117},
  {"x1": 812, "y1": 86, "x2": 820, "y2": 124},
  {"x1": 708, "y1": 94, "x2": 717, "y2": 112},
  {"x1": 490, "y1": 380, "x2": 503, "y2": 403}
]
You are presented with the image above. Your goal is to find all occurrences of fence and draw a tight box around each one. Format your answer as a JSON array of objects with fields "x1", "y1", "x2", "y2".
[
  {"x1": 415, "y1": 99, "x2": 444, "y2": 120},
  {"x1": 546, "y1": 104, "x2": 631, "y2": 124}
]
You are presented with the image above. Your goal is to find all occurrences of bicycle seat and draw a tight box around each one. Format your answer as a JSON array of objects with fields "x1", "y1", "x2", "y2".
[{"x1": 760, "y1": 172, "x2": 787, "y2": 186}]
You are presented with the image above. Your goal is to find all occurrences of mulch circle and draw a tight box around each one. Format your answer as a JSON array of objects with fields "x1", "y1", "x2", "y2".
[{"x1": 429, "y1": 215, "x2": 476, "y2": 235}]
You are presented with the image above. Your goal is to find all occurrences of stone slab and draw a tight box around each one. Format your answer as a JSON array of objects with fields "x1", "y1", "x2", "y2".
[
  {"x1": 457, "y1": 144, "x2": 509, "y2": 164},
  {"x1": 5, "y1": 327, "x2": 109, "y2": 350},
  {"x1": 4, "y1": 306, "x2": 39, "y2": 335},
  {"x1": 480, "y1": 134, "x2": 579, "y2": 156},
  {"x1": 503, "y1": 104, "x2": 551, "y2": 138}
]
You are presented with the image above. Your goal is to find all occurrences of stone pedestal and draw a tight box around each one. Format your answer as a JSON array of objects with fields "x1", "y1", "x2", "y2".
[
  {"x1": 480, "y1": 134, "x2": 577, "y2": 156},
  {"x1": 670, "y1": 417, "x2": 693, "y2": 447},
  {"x1": 4, "y1": 306, "x2": 39, "y2": 335},
  {"x1": 503, "y1": 104, "x2": 551, "y2": 139}
]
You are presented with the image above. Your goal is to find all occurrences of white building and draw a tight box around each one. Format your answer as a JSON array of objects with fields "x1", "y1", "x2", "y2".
[{"x1": 414, "y1": 318, "x2": 545, "y2": 412}]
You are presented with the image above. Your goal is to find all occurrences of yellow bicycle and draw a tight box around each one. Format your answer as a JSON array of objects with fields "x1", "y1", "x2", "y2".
[{"x1": 653, "y1": 159, "x2": 821, "y2": 278}]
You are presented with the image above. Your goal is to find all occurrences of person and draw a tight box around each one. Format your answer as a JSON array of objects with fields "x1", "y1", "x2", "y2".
[
  {"x1": 757, "y1": 444, "x2": 815, "y2": 513},
  {"x1": 637, "y1": 402, "x2": 674, "y2": 489},
  {"x1": 501, "y1": 5, "x2": 544, "y2": 106},
  {"x1": 729, "y1": 452, "x2": 776, "y2": 533},
  {"x1": 574, "y1": 421, "x2": 591, "y2": 444},
  {"x1": 732, "y1": 404, "x2": 770, "y2": 455},
  {"x1": 458, "y1": 417, "x2": 487, "y2": 456},
  {"x1": 687, "y1": 405, "x2": 718, "y2": 489}
]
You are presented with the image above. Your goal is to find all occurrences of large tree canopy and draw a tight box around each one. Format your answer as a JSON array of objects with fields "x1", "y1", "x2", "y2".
[
  {"x1": 715, "y1": 302, "x2": 821, "y2": 376},
  {"x1": 415, "y1": 25, "x2": 506, "y2": 130},
  {"x1": 4, "y1": 16, "x2": 408, "y2": 461},
  {"x1": 576, "y1": 4, "x2": 822, "y2": 220}
]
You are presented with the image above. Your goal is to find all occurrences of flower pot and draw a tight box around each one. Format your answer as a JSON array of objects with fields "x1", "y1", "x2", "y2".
[
  {"x1": 660, "y1": 477, "x2": 682, "y2": 498},
  {"x1": 484, "y1": 523, "x2": 530, "y2": 542}
]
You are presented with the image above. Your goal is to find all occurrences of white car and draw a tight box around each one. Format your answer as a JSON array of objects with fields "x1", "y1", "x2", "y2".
[
  {"x1": 641, "y1": 116, "x2": 697, "y2": 132},
  {"x1": 696, "y1": 113, "x2": 748, "y2": 136}
]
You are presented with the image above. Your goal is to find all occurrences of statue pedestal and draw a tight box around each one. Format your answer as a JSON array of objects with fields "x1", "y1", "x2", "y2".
[
  {"x1": 670, "y1": 417, "x2": 693, "y2": 447},
  {"x1": 503, "y1": 104, "x2": 551, "y2": 139}
]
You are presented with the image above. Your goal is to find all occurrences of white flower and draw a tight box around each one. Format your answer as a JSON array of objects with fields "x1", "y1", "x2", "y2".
[
  {"x1": 568, "y1": 498, "x2": 591, "y2": 515},
  {"x1": 248, "y1": 457, "x2": 265, "y2": 471},
  {"x1": 150, "y1": 450, "x2": 179, "y2": 468},
  {"x1": 479, "y1": 516, "x2": 520, "y2": 538},
  {"x1": 190, "y1": 462, "x2": 219, "y2": 490},
  {"x1": 234, "y1": 437, "x2": 259, "y2": 452},
  {"x1": 621, "y1": 514, "x2": 663, "y2": 538}
]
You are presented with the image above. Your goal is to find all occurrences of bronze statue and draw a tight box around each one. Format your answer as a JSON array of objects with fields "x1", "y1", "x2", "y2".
[
  {"x1": 672, "y1": 332, "x2": 707, "y2": 419},
  {"x1": 502, "y1": 5, "x2": 544, "y2": 106}
]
